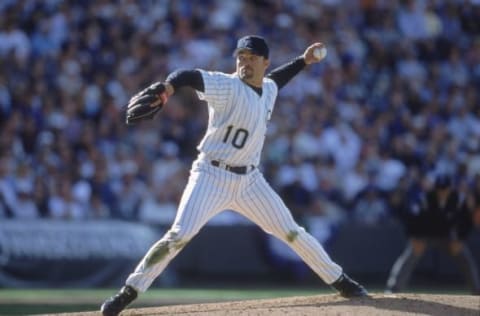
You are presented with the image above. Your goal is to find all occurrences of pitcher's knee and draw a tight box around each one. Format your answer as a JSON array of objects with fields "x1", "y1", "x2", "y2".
[
  {"x1": 286, "y1": 230, "x2": 299, "y2": 242},
  {"x1": 143, "y1": 229, "x2": 190, "y2": 268},
  {"x1": 165, "y1": 229, "x2": 190, "y2": 250},
  {"x1": 284, "y1": 226, "x2": 305, "y2": 243}
]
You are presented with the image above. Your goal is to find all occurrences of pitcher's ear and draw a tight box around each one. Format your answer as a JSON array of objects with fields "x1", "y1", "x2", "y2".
[{"x1": 264, "y1": 58, "x2": 270, "y2": 68}]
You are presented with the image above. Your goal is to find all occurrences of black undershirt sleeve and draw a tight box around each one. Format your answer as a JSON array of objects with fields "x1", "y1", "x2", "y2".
[
  {"x1": 267, "y1": 56, "x2": 306, "y2": 90},
  {"x1": 166, "y1": 69, "x2": 205, "y2": 93},
  {"x1": 165, "y1": 58, "x2": 305, "y2": 93}
]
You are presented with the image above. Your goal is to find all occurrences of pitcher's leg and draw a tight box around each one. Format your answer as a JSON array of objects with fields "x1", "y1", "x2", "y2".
[
  {"x1": 238, "y1": 175, "x2": 342, "y2": 284},
  {"x1": 126, "y1": 170, "x2": 227, "y2": 292},
  {"x1": 238, "y1": 178, "x2": 367, "y2": 297},
  {"x1": 102, "y1": 164, "x2": 234, "y2": 315},
  {"x1": 126, "y1": 228, "x2": 191, "y2": 292},
  {"x1": 287, "y1": 226, "x2": 343, "y2": 284}
]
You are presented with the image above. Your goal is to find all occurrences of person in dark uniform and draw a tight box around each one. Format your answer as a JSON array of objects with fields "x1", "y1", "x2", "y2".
[{"x1": 386, "y1": 174, "x2": 480, "y2": 294}]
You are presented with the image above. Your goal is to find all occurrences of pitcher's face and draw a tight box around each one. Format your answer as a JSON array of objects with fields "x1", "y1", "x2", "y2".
[{"x1": 236, "y1": 51, "x2": 269, "y2": 85}]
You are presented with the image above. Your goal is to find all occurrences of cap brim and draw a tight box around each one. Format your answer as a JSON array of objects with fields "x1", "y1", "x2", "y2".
[{"x1": 233, "y1": 48, "x2": 265, "y2": 58}]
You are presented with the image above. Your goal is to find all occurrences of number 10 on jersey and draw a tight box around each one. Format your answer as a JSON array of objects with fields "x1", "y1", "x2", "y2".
[{"x1": 223, "y1": 125, "x2": 249, "y2": 149}]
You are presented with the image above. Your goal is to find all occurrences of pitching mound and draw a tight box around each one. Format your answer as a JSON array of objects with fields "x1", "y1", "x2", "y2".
[{"x1": 63, "y1": 293, "x2": 479, "y2": 316}]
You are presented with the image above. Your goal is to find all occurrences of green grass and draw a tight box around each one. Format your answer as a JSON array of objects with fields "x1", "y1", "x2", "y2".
[
  {"x1": 0, "y1": 288, "x2": 324, "y2": 315},
  {"x1": 0, "y1": 287, "x2": 472, "y2": 315},
  {"x1": 0, "y1": 304, "x2": 97, "y2": 315},
  {"x1": 0, "y1": 287, "x2": 322, "y2": 301}
]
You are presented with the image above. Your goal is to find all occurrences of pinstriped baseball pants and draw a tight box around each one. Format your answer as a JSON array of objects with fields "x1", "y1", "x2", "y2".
[{"x1": 126, "y1": 158, "x2": 343, "y2": 292}]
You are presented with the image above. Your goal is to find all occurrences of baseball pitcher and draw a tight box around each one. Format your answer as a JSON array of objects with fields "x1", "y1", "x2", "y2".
[{"x1": 102, "y1": 35, "x2": 368, "y2": 316}]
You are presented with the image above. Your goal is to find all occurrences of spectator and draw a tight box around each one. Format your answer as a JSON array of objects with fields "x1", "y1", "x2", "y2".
[
  {"x1": 138, "y1": 188, "x2": 177, "y2": 225},
  {"x1": 0, "y1": 155, "x2": 15, "y2": 217},
  {"x1": 111, "y1": 168, "x2": 146, "y2": 220},
  {"x1": 151, "y1": 141, "x2": 183, "y2": 188},
  {"x1": 397, "y1": 0, "x2": 429, "y2": 40},
  {"x1": 0, "y1": 0, "x2": 478, "y2": 231},
  {"x1": 353, "y1": 186, "x2": 389, "y2": 225},
  {"x1": 11, "y1": 180, "x2": 38, "y2": 219},
  {"x1": 48, "y1": 176, "x2": 86, "y2": 220},
  {"x1": 374, "y1": 147, "x2": 407, "y2": 193},
  {"x1": 340, "y1": 161, "x2": 369, "y2": 207},
  {"x1": 32, "y1": 178, "x2": 49, "y2": 218},
  {"x1": 90, "y1": 192, "x2": 111, "y2": 219}
]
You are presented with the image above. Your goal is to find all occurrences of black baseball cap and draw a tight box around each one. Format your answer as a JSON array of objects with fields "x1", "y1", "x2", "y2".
[{"x1": 233, "y1": 35, "x2": 269, "y2": 59}]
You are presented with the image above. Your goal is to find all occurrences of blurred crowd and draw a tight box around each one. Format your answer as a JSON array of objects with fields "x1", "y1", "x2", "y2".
[{"x1": 1, "y1": 0, "x2": 480, "y2": 232}]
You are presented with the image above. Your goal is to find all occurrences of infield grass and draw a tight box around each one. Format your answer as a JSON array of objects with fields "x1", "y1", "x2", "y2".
[
  {"x1": 0, "y1": 288, "x2": 323, "y2": 315},
  {"x1": 0, "y1": 287, "x2": 473, "y2": 315}
]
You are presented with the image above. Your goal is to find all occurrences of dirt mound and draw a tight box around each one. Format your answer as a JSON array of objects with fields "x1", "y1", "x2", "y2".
[{"x1": 61, "y1": 293, "x2": 479, "y2": 316}]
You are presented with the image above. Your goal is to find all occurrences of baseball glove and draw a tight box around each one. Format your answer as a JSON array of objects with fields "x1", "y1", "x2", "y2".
[{"x1": 126, "y1": 82, "x2": 169, "y2": 125}]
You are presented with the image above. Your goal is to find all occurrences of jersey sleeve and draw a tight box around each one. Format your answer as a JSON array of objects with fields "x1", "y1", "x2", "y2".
[
  {"x1": 196, "y1": 70, "x2": 233, "y2": 110},
  {"x1": 264, "y1": 78, "x2": 278, "y2": 119},
  {"x1": 266, "y1": 56, "x2": 306, "y2": 90}
]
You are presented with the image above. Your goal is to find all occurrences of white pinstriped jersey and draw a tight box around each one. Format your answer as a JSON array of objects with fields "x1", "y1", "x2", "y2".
[{"x1": 196, "y1": 70, "x2": 277, "y2": 166}]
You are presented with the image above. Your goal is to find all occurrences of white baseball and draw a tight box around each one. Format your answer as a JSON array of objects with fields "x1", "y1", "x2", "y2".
[{"x1": 313, "y1": 47, "x2": 327, "y2": 60}]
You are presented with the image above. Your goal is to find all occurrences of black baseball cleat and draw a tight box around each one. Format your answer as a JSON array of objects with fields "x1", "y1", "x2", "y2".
[
  {"x1": 331, "y1": 273, "x2": 369, "y2": 298},
  {"x1": 101, "y1": 285, "x2": 138, "y2": 316}
]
